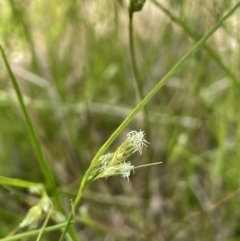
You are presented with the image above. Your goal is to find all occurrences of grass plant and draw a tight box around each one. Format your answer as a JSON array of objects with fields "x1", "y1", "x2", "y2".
[{"x1": 0, "y1": 0, "x2": 240, "y2": 240}]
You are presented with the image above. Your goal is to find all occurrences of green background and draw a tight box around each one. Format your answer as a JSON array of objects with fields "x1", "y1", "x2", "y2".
[{"x1": 0, "y1": 0, "x2": 240, "y2": 240}]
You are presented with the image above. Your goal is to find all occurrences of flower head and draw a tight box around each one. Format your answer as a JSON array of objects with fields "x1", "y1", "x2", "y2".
[
  {"x1": 97, "y1": 162, "x2": 134, "y2": 181},
  {"x1": 88, "y1": 130, "x2": 149, "y2": 183},
  {"x1": 126, "y1": 130, "x2": 149, "y2": 155},
  {"x1": 87, "y1": 153, "x2": 114, "y2": 182},
  {"x1": 109, "y1": 130, "x2": 149, "y2": 166}
]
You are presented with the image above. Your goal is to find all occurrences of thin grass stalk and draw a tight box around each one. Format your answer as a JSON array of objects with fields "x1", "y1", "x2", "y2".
[
  {"x1": 59, "y1": 172, "x2": 88, "y2": 241},
  {"x1": 0, "y1": 45, "x2": 78, "y2": 241},
  {"x1": 0, "y1": 46, "x2": 55, "y2": 195},
  {"x1": 128, "y1": 4, "x2": 154, "y2": 239},
  {"x1": 128, "y1": 5, "x2": 154, "y2": 202},
  {"x1": 36, "y1": 209, "x2": 52, "y2": 241},
  {"x1": 1, "y1": 222, "x2": 70, "y2": 241},
  {"x1": 86, "y1": 1, "x2": 240, "y2": 180},
  {"x1": 151, "y1": 0, "x2": 240, "y2": 90},
  {"x1": 0, "y1": 176, "x2": 42, "y2": 189},
  {"x1": 9, "y1": 0, "x2": 79, "y2": 177},
  {"x1": 59, "y1": 2, "x2": 240, "y2": 239},
  {"x1": 182, "y1": 187, "x2": 240, "y2": 222}
]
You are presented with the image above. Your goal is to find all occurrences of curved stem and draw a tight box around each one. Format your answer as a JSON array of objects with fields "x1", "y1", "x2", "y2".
[
  {"x1": 1, "y1": 222, "x2": 70, "y2": 241},
  {"x1": 151, "y1": 0, "x2": 240, "y2": 90},
  {"x1": 87, "y1": 1, "x2": 240, "y2": 176},
  {"x1": 0, "y1": 45, "x2": 78, "y2": 241},
  {"x1": 58, "y1": 2, "x2": 240, "y2": 239}
]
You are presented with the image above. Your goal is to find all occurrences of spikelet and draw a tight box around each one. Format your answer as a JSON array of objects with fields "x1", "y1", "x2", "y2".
[{"x1": 87, "y1": 130, "x2": 149, "y2": 182}]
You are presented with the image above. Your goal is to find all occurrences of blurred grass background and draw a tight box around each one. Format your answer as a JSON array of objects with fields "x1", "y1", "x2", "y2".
[{"x1": 0, "y1": 0, "x2": 240, "y2": 240}]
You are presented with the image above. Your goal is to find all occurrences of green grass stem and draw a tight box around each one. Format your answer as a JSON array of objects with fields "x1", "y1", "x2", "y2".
[
  {"x1": 0, "y1": 45, "x2": 78, "y2": 241},
  {"x1": 0, "y1": 222, "x2": 70, "y2": 241},
  {"x1": 0, "y1": 45, "x2": 56, "y2": 192},
  {"x1": 151, "y1": 0, "x2": 240, "y2": 89},
  {"x1": 59, "y1": 2, "x2": 240, "y2": 239},
  {"x1": 128, "y1": 4, "x2": 154, "y2": 202},
  {"x1": 0, "y1": 176, "x2": 42, "y2": 189}
]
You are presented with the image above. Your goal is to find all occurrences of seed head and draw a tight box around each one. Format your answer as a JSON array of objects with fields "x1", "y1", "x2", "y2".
[
  {"x1": 88, "y1": 130, "x2": 149, "y2": 182},
  {"x1": 97, "y1": 162, "x2": 134, "y2": 181},
  {"x1": 109, "y1": 130, "x2": 149, "y2": 166},
  {"x1": 19, "y1": 206, "x2": 42, "y2": 228}
]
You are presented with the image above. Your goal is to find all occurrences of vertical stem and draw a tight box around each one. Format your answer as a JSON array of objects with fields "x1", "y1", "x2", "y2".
[
  {"x1": 128, "y1": 4, "x2": 154, "y2": 204},
  {"x1": 59, "y1": 176, "x2": 88, "y2": 241}
]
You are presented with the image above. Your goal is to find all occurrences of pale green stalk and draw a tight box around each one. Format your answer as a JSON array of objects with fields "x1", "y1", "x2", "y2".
[
  {"x1": 36, "y1": 209, "x2": 52, "y2": 241},
  {"x1": 134, "y1": 162, "x2": 162, "y2": 169},
  {"x1": 0, "y1": 176, "x2": 42, "y2": 189},
  {"x1": 0, "y1": 45, "x2": 55, "y2": 193},
  {"x1": 59, "y1": 3, "x2": 240, "y2": 239},
  {"x1": 0, "y1": 45, "x2": 78, "y2": 241},
  {"x1": 128, "y1": 0, "x2": 154, "y2": 200},
  {"x1": 0, "y1": 223, "x2": 69, "y2": 241},
  {"x1": 151, "y1": 0, "x2": 240, "y2": 89}
]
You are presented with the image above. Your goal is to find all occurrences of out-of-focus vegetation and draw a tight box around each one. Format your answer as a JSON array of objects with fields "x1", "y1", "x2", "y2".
[{"x1": 0, "y1": 0, "x2": 240, "y2": 240}]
